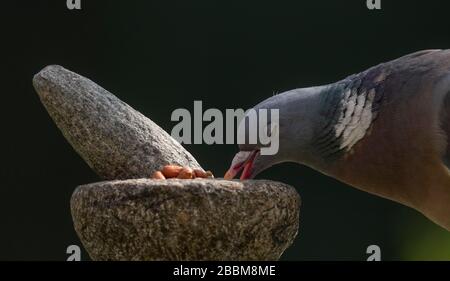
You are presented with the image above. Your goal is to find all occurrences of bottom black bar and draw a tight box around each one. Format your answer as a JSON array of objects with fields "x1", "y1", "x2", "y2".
[{"x1": 0, "y1": 261, "x2": 446, "y2": 280}]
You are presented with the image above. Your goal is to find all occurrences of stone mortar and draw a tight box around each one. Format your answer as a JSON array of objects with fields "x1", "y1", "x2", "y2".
[{"x1": 71, "y1": 179, "x2": 300, "y2": 261}]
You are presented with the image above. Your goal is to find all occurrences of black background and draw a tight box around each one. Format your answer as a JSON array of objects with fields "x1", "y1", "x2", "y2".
[{"x1": 1, "y1": 0, "x2": 450, "y2": 260}]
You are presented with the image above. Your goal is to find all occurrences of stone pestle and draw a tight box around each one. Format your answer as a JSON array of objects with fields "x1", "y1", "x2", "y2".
[{"x1": 33, "y1": 65, "x2": 202, "y2": 180}]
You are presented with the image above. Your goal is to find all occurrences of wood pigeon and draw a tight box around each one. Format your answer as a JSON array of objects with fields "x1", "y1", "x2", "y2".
[{"x1": 225, "y1": 49, "x2": 450, "y2": 231}]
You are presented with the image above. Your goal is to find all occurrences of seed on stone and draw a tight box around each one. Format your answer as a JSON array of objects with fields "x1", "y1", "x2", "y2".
[
  {"x1": 151, "y1": 171, "x2": 166, "y2": 179},
  {"x1": 177, "y1": 167, "x2": 194, "y2": 179},
  {"x1": 162, "y1": 165, "x2": 183, "y2": 178}
]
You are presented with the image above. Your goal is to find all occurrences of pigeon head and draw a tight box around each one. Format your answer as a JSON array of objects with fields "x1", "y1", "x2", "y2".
[{"x1": 224, "y1": 86, "x2": 326, "y2": 180}]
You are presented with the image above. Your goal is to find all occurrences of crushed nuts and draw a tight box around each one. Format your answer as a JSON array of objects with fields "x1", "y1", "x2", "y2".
[{"x1": 151, "y1": 165, "x2": 214, "y2": 180}]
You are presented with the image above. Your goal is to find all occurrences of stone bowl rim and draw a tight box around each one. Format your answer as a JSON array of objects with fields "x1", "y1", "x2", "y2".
[{"x1": 72, "y1": 178, "x2": 300, "y2": 199}]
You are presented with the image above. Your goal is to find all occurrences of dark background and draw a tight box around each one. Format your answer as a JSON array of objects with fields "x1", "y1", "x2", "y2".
[{"x1": 1, "y1": 0, "x2": 450, "y2": 260}]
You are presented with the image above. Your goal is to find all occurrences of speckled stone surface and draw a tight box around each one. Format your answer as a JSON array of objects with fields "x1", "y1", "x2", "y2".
[
  {"x1": 71, "y1": 179, "x2": 300, "y2": 261},
  {"x1": 33, "y1": 65, "x2": 202, "y2": 180}
]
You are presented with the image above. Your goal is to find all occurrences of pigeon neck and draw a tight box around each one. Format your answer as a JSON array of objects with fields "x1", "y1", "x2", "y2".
[
  {"x1": 303, "y1": 82, "x2": 351, "y2": 169},
  {"x1": 308, "y1": 75, "x2": 382, "y2": 171}
]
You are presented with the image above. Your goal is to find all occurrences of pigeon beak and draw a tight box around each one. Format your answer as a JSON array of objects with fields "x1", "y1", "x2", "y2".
[
  {"x1": 223, "y1": 164, "x2": 242, "y2": 180},
  {"x1": 224, "y1": 150, "x2": 259, "y2": 180}
]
